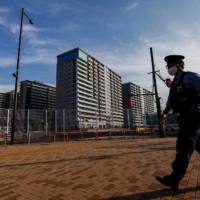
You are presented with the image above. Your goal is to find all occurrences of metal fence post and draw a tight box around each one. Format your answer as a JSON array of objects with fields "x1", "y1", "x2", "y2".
[
  {"x1": 54, "y1": 110, "x2": 57, "y2": 142},
  {"x1": 28, "y1": 132, "x2": 30, "y2": 144},
  {"x1": 55, "y1": 110, "x2": 57, "y2": 132},
  {"x1": 95, "y1": 110, "x2": 98, "y2": 132},
  {"x1": 127, "y1": 108, "x2": 130, "y2": 130},
  {"x1": 27, "y1": 110, "x2": 30, "y2": 143},
  {"x1": 7, "y1": 109, "x2": 9, "y2": 135},
  {"x1": 79, "y1": 110, "x2": 82, "y2": 133},
  {"x1": 112, "y1": 108, "x2": 114, "y2": 131},
  {"x1": 63, "y1": 109, "x2": 65, "y2": 141},
  {"x1": 45, "y1": 110, "x2": 47, "y2": 136}
]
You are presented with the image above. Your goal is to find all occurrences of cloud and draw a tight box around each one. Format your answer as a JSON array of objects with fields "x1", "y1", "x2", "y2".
[
  {"x1": 10, "y1": 24, "x2": 38, "y2": 34},
  {"x1": 0, "y1": 17, "x2": 6, "y2": 26},
  {"x1": 0, "y1": 85, "x2": 14, "y2": 93},
  {"x1": 32, "y1": 1, "x2": 73, "y2": 16},
  {"x1": 28, "y1": 38, "x2": 59, "y2": 47},
  {"x1": 0, "y1": 8, "x2": 9, "y2": 14},
  {"x1": 0, "y1": 57, "x2": 16, "y2": 68},
  {"x1": 86, "y1": 20, "x2": 200, "y2": 109},
  {"x1": 126, "y1": 2, "x2": 139, "y2": 12},
  {"x1": 112, "y1": 36, "x2": 133, "y2": 47}
]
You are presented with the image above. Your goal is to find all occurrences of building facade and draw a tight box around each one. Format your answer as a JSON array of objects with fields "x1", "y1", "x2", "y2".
[
  {"x1": 56, "y1": 47, "x2": 124, "y2": 130},
  {"x1": 0, "y1": 90, "x2": 18, "y2": 132},
  {"x1": 20, "y1": 80, "x2": 56, "y2": 110},
  {"x1": 122, "y1": 82, "x2": 154, "y2": 127},
  {"x1": 0, "y1": 90, "x2": 17, "y2": 109},
  {"x1": 0, "y1": 92, "x2": 9, "y2": 109}
]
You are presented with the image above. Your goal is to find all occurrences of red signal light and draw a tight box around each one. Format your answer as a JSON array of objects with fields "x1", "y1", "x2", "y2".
[
  {"x1": 127, "y1": 97, "x2": 132, "y2": 108},
  {"x1": 166, "y1": 78, "x2": 171, "y2": 88}
]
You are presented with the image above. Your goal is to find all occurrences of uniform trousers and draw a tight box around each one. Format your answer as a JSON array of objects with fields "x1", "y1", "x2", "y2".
[{"x1": 172, "y1": 111, "x2": 200, "y2": 175}]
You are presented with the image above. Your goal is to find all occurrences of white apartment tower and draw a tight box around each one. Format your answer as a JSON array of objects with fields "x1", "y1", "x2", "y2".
[
  {"x1": 122, "y1": 82, "x2": 154, "y2": 127},
  {"x1": 56, "y1": 47, "x2": 123, "y2": 129}
]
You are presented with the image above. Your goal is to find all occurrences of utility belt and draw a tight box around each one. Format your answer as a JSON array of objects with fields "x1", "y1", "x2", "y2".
[
  {"x1": 176, "y1": 110, "x2": 200, "y2": 116},
  {"x1": 175, "y1": 104, "x2": 200, "y2": 116}
]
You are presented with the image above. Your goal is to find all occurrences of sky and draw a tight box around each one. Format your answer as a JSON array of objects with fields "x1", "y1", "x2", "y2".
[{"x1": 1, "y1": 0, "x2": 200, "y2": 110}]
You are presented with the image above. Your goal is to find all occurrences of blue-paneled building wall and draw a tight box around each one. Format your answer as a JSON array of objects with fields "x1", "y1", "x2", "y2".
[{"x1": 57, "y1": 49, "x2": 88, "y2": 64}]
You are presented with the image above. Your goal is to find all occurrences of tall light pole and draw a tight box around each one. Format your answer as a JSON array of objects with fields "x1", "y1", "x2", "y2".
[
  {"x1": 11, "y1": 8, "x2": 34, "y2": 145},
  {"x1": 150, "y1": 47, "x2": 164, "y2": 138}
]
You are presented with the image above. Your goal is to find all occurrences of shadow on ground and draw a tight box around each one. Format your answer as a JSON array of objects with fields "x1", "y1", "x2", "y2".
[
  {"x1": 99, "y1": 186, "x2": 200, "y2": 200},
  {"x1": 0, "y1": 148, "x2": 175, "y2": 168}
]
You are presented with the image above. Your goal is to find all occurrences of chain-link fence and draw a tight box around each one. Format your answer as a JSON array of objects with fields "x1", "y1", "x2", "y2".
[
  {"x1": 0, "y1": 108, "x2": 124, "y2": 144},
  {"x1": 0, "y1": 108, "x2": 178, "y2": 144},
  {"x1": 124, "y1": 109, "x2": 178, "y2": 131}
]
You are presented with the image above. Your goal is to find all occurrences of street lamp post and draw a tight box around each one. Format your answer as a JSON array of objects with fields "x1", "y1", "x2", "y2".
[{"x1": 11, "y1": 8, "x2": 34, "y2": 145}]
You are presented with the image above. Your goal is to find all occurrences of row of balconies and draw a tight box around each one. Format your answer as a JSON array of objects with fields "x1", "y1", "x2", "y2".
[
  {"x1": 31, "y1": 87, "x2": 49, "y2": 93},
  {"x1": 110, "y1": 89, "x2": 122, "y2": 95},
  {"x1": 77, "y1": 81, "x2": 93, "y2": 90},
  {"x1": 78, "y1": 76, "x2": 92, "y2": 85},
  {"x1": 77, "y1": 108, "x2": 98, "y2": 114},
  {"x1": 110, "y1": 81, "x2": 122, "y2": 87},
  {"x1": 89, "y1": 62, "x2": 104, "y2": 71},
  {"x1": 78, "y1": 66, "x2": 88, "y2": 75},
  {"x1": 31, "y1": 84, "x2": 49, "y2": 89},
  {"x1": 78, "y1": 89, "x2": 93, "y2": 98},
  {"x1": 78, "y1": 71, "x2": 87, "y2": 79},
  {"x1": 77, "y1": 59, "x2": 87, "y2": 67},
  {"x1": 76, "y1": 91, "x2": 92, "y2": 99},
  {"x1": 78, "y1": 70, "x2": 121, "y2": 87},
  {"x1": 78, "y1": 84, "x2": 93, "y2": 93},
  {"x1": 78, "y1": 104, "x2": 98, "y2": 111},
  {"x1": 78, "y1": 98, "x2": 98, "y2": 107},
  {"x1": 94, "y1": 70, "x2": 104, "y2": 76},
  {"x1": 110, "y1": 79, "x2": 121, "y2": 86},
  {"x1": 109, "y1": 74, "x2": 121, "y2": 80},
  {"x1": 110, "y1": 89, "x2": 122, "y2": 94},
  {"x1": 78, "y1": 93, "x2": 97, "y2": 102}
]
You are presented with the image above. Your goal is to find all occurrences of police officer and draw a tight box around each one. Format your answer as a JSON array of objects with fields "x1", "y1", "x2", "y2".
[{"x1": 156, "y1": 55, "x2": 200, "y2": 190}]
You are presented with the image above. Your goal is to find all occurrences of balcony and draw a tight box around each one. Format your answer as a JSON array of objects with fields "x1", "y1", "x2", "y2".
[
  {"x1": 78, "y1": 67, "x2": 87, "y2": 75},
  {"x1": 78, "y1": 59, "x2": 87, "y2": 67},
  {"x1": 78, "y1": 98, "x2": 98, "y2": 106},
  {"x1": 78, "y1": 85, "x2": 93, "y2": 93},
  {"x1": 78, "y1": 71, "x2": 87, "y2": 79},
  {"x1": 78, "y1": 93, "x2": 97, "y2": 102},
  {"x1": 78, "y1": 76, "x2": 92, "y2": 84},
  {"x1": 78, "y1": 103, "x2": 98, "y2": 111},
  {"x1": 78, "y1": 89, "x2": 93, "y2": 96}
]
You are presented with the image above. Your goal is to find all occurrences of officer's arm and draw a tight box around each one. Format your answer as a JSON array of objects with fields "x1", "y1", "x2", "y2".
[
  {"x1": 162, "y1": 106, "x2": 172, "y2": 116},
  {"x1": 188, "y1": 72, "x2": 200, "y2": 93},
  {"x1": 159, "y1": 88, "x2": 172, "y2": 124},
  {"x1": 160, "y1": 106, "x2": 171, "y2": 124}
]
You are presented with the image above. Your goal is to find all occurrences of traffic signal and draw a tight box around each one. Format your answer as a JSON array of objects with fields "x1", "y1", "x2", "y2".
[
  {"x1": 166, "y1": 78, "x2": 171, "y2": 88},
  {"x1": 127, "y1": 97, "x2": 132, "y2": 108}
]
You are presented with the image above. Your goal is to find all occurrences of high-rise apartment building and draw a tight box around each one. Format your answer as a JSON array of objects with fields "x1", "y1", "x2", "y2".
[
  {"x1": 0, "y1": 92, "x2": 9, "y2": 108},
  {"x1": 0, "y1": 90, "x2": 17, "y2": 109},
  {"x1": 122, "y1": 82, "x2": 154, "y2": 127},
  {"x1": 20, "y1": 80, "x2": 56, "y2": 110},
  {"x1": 56, "y1": 47, "x2": 123, "y2": 129}
]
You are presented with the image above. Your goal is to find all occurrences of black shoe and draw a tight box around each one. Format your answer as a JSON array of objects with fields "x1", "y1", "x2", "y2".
[{"x1": 156, "y1": 174, "x2": 182, "y2": 190}]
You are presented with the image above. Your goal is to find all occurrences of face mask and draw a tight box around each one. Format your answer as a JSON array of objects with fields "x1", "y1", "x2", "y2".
[{"x1": 168, "y1": 64, "x2": 179, "y2": 76}]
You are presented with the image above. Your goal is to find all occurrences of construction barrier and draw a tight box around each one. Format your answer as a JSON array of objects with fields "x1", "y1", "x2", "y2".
[
  {"x1": 49, "y1": 128, "x2": 156, "y2": 143},
  {"x1": 48, "y1": 132, "x2": 84, "y2": 142},
  {"x1": 0, "y1": 134, "x2": 7, "y2": 146}
]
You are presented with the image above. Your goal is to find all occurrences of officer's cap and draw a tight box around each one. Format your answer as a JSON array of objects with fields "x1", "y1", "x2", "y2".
[{"x1": 164, "y1": 55, "x2": 185, "y2": 65}]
